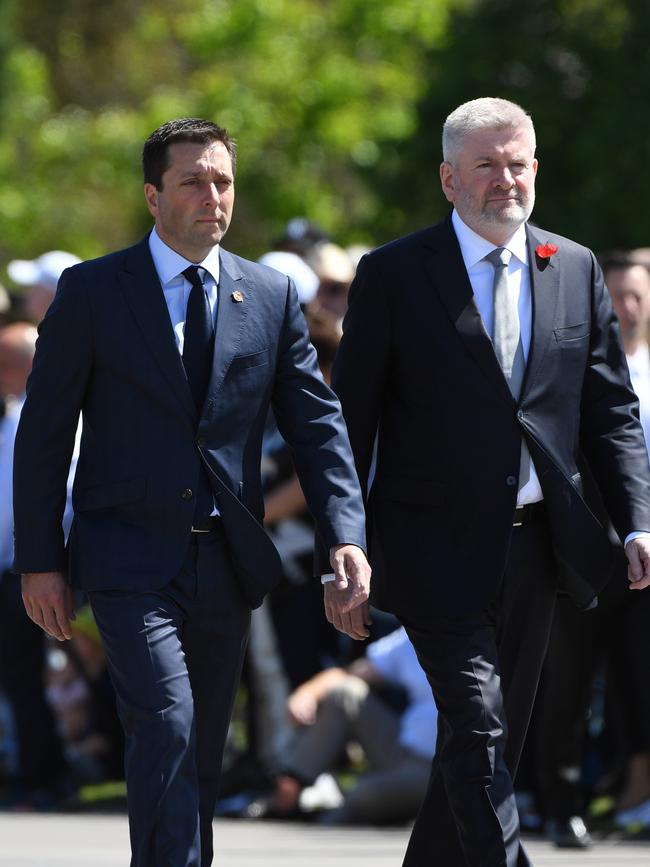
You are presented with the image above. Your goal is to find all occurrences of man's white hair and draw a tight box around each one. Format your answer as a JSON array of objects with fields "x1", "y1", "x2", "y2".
[{"x1": 442, "y1": 97, "x2": 536, "y2": 164}]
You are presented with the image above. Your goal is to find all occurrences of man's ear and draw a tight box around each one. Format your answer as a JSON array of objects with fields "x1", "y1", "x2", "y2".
[
  {"x1": 144, "y1": 183, "x2": 158, "y2": 218},
  {"x1": 440, "y1": 161, "x2": 455, "y2": 204}
]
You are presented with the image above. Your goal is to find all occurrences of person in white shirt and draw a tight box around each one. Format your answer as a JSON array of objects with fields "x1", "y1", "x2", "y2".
[
  {"x1": 264, "y1": 627, "x2": 437, "y2": 824},
  {"x1": 536, "y1": 253, "x2": 650, "y2": 845},
  {"x1": 0, "y1": 322, "x2": 76, "y2": 808}
]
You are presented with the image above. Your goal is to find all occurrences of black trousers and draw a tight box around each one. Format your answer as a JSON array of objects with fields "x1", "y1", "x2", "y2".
[
  {"x1": 0, "y1": 570, "x2": 67, "y2": 792},
  {"x1": 535, "y1": 547, "x2": 650, "y2": 818},
  {"x1": 400, "y1": 512, "x2": 558, "y2": 867},
  {"x1": 88, "y1": 526, "x2": 250, "y2": 867}
]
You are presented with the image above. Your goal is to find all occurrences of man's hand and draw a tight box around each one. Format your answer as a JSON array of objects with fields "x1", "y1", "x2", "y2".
[
  {"x1": 324, "y1": 544, "x2": 371, "y2": 641},
  {"x1": 625, "y1": 536, "x2": 650, "y2": 590},
  {"x1": 21, "y1": 571, "x2": 75, "y2": 641}
]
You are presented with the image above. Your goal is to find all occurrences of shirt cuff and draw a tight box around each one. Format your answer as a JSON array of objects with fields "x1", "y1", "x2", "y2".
[
  {"x1": 321, "y1": 573, "x2": 336, "y2": 584},
  {"x1": 623, "y1": 531, "x2": 650, "y2": 546}
]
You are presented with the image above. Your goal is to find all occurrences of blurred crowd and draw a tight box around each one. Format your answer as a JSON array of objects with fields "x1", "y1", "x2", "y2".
[{"x1": 1, "y1": 225, "x2": 649, "y2": 847}]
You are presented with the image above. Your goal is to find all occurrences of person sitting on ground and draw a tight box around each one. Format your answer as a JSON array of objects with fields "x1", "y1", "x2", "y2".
[{"x1": 265, "y1": 626, "x2": 437, "y2": 825}]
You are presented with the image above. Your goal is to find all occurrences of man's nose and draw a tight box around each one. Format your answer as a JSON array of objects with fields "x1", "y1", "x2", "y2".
[
  {"x1": 204, "y1": 183, "x2": 220, "y2": 205},
  {"x1": 493, "y1": 167, "x2": 514, "y2": 187}
]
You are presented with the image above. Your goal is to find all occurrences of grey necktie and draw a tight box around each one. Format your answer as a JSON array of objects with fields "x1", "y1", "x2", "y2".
[{"x1": 485, "y1": 247, "x2": 530, "y2": 489}]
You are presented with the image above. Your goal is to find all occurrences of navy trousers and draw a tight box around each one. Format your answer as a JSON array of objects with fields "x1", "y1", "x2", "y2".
[
  {"x1": 400, "y1": 512, "x2": 558, "y2": 867},
  {"x1": 89, "y1": 526, "x2": 250, "y2": 867}
]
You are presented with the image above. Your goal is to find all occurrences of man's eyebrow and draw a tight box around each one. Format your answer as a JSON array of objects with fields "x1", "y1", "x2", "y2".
[{"x1": 179, "y1": 168, "x2": 232, "y2": 179}]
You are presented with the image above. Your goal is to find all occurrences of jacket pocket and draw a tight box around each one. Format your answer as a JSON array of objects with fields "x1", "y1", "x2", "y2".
[
  {"x1": 75, "y1": 476, "x2": 147, "y2": 512},
  {"x1": 229, "y1": 348, "x2": 270, "y2": 372},
  {"x1": 554, "y1": 322, "x2": 590, "y2": 342}
]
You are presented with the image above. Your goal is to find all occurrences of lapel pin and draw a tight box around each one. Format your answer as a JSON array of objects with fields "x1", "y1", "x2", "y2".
[{"x1": 231, "y1": 290, "x2": 244, "y2": 303}]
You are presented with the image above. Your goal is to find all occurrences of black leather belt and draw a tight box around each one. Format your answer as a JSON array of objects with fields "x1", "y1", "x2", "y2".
[
  {"x1": 191, "y1": 516, "x2": 222, "y2": 533},
  {"x1": 512, "y1": 502, "x2": 543, "y2": 527}
]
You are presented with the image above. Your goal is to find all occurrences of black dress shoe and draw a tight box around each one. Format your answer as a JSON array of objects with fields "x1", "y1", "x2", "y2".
[{"x1": 545, "y1": 815, "x2": 593, "y2": 848}]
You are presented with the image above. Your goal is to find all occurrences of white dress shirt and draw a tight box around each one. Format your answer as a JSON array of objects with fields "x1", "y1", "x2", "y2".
[
  {"x1": 451, "y1": 209, "x2": 543, "y2": 505},
  {"x1": 148, "y1": 228, "x2": 220, "y2": 516},
  {"x1": 148, "y1": 227, "x2": 220, "y2": 351}
]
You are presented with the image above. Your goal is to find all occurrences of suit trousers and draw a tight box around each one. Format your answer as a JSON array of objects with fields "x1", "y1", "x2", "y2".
[
  {"x1": 399, "y1": 512, "x2": 558, "y2": 867},
  {"x1": 88, "y1": 526, "x2": 250, "y2": 867}
]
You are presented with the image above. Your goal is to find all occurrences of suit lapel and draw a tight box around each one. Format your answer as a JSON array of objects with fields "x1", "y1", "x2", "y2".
[
  {"x1": 118, "y1": 237, "x2": 197, "y2": 422},
  {"x1": 424, "y1": 219, "x2": 514, "y2": 407},
  {"x1": 204, "y1": 250, "x2": 248, "y2": 409},
  {"x1": 522, "y1": 225, "x2": 561, "y2": 398}
]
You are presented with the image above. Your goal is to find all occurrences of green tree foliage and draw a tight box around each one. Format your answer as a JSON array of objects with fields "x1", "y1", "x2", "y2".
[
  {"x1": 2, "y1": 0, "x2": 647, "y2": 266},
  {"x1": 394, "y1": 0, "x2": 650, "y2": 252},
  {"x1": 0, "y1": 0, "x2": 453, "y2": 262}
]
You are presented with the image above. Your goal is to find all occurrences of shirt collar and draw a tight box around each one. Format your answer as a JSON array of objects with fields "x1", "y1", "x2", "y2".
[
  {"x1": 451, "y1": 209, "x2": 529, "y2": 270},
  {"x1": 148, "y1": 227, "x2": 221, "y2": 286}
]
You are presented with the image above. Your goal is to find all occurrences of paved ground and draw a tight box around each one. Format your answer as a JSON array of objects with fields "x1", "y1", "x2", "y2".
[{"x1": 0, "y1": 814, "x2": 648, "y2": 866}]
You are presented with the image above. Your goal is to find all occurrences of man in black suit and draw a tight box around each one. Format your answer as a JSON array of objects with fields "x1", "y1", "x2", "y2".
[
  {"x1": 13, "y1": 118, "x2": 370, "y2": 867},
  {"x1": 330, "y1": 97, "x2": 650, "y2": 866}
]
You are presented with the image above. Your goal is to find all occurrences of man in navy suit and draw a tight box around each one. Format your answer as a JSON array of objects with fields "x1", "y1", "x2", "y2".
[
  {"x1": 329, "y1": 97, "x2": 650, "y2": 866},
  {"x1": 13, "y1": 118, "x2": 370, "y2": 867}
]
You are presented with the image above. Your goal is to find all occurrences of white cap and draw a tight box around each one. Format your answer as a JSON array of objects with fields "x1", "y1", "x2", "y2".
[
  {"x1": 7, "y1": 250, "x2": 81, "y2": 291},
  {"x1": 304, "y1": 242, "x2": 355, "y2": 285},
  {"x1": 258, "y1": 251, "x2": 319, "y2": 305}
]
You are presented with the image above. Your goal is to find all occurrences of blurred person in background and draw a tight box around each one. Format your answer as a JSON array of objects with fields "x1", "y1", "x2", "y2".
[
  {"x1": 326, "y1": 96, "x2": 650, "y2": 867},
  {"x1": 259, "y1": 626, "x2": 436, "y2": 825},
  {"x1": 6, "y1": 250, "x2": 81, "y2": 324},
  {"x1": 232, "y1": 306, "x2": 361, "y2": 794},
  {"x1": 534, "y1": 251, "x2": 650, "y2": 846},
  {"x1": 305, "y1": 242, "x2": 355, "y2": 327},
  {"x1": 0, "y1": 322, "x2": 75, "y2": 809},
  {"x1": 257, "y1": 250, "x2": 319, "y2": 312},
  {"x1": 272, "y1": 217, "x2": 329, "y2": 260}
]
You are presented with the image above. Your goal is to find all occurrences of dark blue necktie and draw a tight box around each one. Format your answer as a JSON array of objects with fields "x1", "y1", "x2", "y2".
[
  {"x1": 182, "y1": 266, "x2": 215, "y2": 524},
  {"x1": 182, "y1": 266, "x2": 215, "y2": 412}
]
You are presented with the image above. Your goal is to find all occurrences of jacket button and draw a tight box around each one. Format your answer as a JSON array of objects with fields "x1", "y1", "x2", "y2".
[
  {"x1": 197, "y1": 437, "x2": 206, "y2": 447},
  {"x1": 181, "y1": 488, "x2": 193, "y2": 500},
  {"x1": 517, "y1": 409, "x2": 524, "y2": 419},
  {"x1": 506, "y1": 475, "x2": 517, "y2": 487}
]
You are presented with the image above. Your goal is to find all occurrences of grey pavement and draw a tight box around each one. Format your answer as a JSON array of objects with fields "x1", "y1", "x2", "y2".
[{"x1": 0, "y1": 814, "x2": 648, "y2": 866}]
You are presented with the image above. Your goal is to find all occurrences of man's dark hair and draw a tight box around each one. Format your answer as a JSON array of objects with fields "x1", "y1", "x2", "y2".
[
  {"x1": 142, "y1": 118, "x2": 237, "y2": 189},
  {"x1": 599, "y1": 249, "x2": 650, "y2": 280}
]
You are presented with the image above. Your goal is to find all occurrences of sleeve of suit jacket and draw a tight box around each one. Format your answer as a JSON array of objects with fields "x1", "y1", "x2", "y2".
[
  {"x1": 579, "y1": 251, "x2": 650, "y2": 539},
  {"x1": 271, "y1": 279, "x2": 367, "y2": 562},
  {"x1": 13, "y1": 268, "x2": 92, "y2": 573},
  {"x1": 328, "y1": 254, "x2": 392, "y2": 501}
]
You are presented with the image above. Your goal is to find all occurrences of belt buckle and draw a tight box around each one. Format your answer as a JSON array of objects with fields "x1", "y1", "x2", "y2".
[
  {"x1": 191, "y1": 526, "x2": 212, "y2": 533},
  {"x1": 513, "y1": 507, "x2": 525, "y2": 528}
]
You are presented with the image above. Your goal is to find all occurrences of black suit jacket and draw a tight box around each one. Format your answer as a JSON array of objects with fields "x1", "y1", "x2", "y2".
[
  {"x1": 13, "y1": 237, "x2": 366, "y2": 608},
  {"x1": 330, "y1": 215, "x2": 650, "y2": 617}
]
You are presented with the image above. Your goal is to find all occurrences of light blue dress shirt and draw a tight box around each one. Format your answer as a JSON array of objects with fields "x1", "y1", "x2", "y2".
[
  {"x1": 148, "y1": 228, "x2": 221, "y2": 516},
  {"x1": 148, "y1": 227, "x2": 220, "y2": 352}
]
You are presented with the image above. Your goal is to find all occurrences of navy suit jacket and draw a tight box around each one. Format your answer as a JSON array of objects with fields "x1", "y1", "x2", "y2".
[
  {"x1": 13, "y1": 236, "x2": 366, "y2": 608},
  {"x1": 329, "y1": 216, "x2": 650, "y2": 617}
]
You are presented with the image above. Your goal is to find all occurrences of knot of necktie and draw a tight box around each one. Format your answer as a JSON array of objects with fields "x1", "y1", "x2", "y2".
[
  {"x1": 182, "y1": 265, "x2": 205, "y2": 291},
  {"x1": 485, "y1": 247, "x2": 511, "y2": 270}
]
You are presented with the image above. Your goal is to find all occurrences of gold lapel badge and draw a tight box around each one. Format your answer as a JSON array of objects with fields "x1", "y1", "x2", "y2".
[{"x1": 231, "y1": 290, "x2": 244, "y2": 303}]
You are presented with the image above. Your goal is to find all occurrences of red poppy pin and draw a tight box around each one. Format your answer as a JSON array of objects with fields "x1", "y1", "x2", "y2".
[{"x1": 535, "y1": 243, "x2": 559, "y2": 260}]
